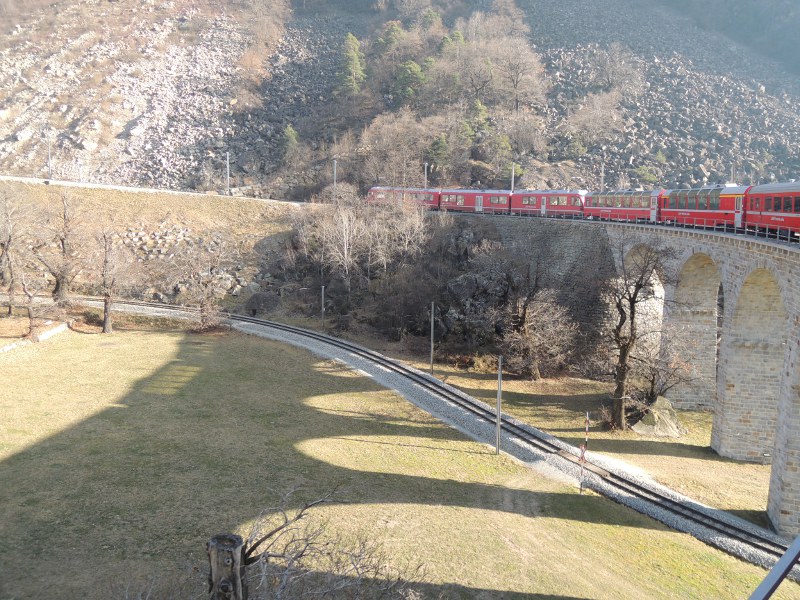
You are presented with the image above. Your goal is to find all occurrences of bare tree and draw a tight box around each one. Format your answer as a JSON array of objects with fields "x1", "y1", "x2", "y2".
[
  {"x1": 168, "y1": 234, "x2": 239, "y2": 330},
  {"x1": 472, "y1": 235, "x2": 579, "y2": 379},
  {"x1": 566, "y1": 90, "x2": 624, "y2": 148},
  {"x1": 0, "y1": 192, "x2": 42, "y2": 316},
  {"x1": 494, "y1": 36, "x2": 546, "y2": 113},
  {"x1": 593, "y1": 42, "x2": 645, "y2": 96},
  {"x1": 84, "y1": 228, "x2": 141, "y2": 334},
  {"x1": 18, "y1": 265, "x2": 49, "y2": 339},
  {"x1": 604, "y1": 234, "x2": 677, "y2": 429},
  {"x1": 207, "y1": 489, "x2": 422, "y2": 600},
  {"x1": 34, "y1": 189, "x2": 86, "y2": 306},
  {"x1": 316, "y1": 186, "x2": 366, "y2": 299},
  {"x1": 628, "y1": 322, "x2": 709, "y2": 404},
  {"x1": 360, "y1": 109, "x2": 431, "y2": 187}
]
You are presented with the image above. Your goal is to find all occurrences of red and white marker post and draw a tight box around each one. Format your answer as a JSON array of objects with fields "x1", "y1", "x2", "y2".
[{"x1": 579, "y1": 411, "x2": 589, "y2": 494}]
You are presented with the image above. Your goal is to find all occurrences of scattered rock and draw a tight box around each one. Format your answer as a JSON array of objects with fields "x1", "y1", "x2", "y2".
[{"x1": 632, "y1": 397, "x2": 688, "y2": 438}]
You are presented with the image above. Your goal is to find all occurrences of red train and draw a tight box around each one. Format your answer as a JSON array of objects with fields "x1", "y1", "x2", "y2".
[{"x1": 366, "y1": 182, "x2": 800, "y2": 241}]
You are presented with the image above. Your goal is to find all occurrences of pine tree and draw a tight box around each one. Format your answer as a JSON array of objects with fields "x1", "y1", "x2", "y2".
[{"x1": 338, "y1": 33, "x2": 366, "y2": 102}]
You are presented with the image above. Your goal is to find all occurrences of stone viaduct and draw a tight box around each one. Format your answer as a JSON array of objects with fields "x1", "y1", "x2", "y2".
[{"x1": 479, "y1": 216, "x2": 800, "y2": 537}]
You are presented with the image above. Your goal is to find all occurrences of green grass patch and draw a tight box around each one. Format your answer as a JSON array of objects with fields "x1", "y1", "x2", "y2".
[{"x1": 0, "y1": 329, "x2": 798, "y2": 598}]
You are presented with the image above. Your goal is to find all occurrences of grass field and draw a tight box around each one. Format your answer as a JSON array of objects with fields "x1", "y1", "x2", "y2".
[{"x1": 1, "y1": 323, "x2": 799, "y2": 599}]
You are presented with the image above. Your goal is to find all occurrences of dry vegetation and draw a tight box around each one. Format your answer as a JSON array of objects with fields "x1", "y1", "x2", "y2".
[
  {"x1": 0, "y1": 179, "x2": 298, "y2": 242},
  {"x1": 2, "y1": 326, "x2": 799, "y2": 599}
]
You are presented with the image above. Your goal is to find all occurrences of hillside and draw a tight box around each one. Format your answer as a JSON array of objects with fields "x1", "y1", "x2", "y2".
[{"x1": 0, "y1": 0, "x2": 799, "y2": 196}]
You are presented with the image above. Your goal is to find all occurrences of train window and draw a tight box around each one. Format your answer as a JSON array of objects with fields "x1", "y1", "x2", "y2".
[
  {"x1": 710, "y1": 189, "x2": 721, "y2": 209},
  {"x1": 456, "y1": 195, "x2": 465, "y2": 206},
  {"x1": 521, "y1": 196, "x2": 535, "y2": 205},
  {"x1": 668, "y1": 192, "x2": 677, "y2": 209},
  {"x1": 795, "y1": 197, "x2": 800, "y2": 213},
  {"x1": 688, "y1": 190, "x2": 698, "y2": 209},
  {"x1": 752, "y1": 197, "x2": 761, "y2": 211},
  {"x1": 765, "y1": 197, "x2": 773, "y2": 211}
]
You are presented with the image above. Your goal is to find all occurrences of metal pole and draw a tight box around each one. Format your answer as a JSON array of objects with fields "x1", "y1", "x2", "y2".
[
  {"x1": 424, "y1": 162, "x2": 428, "y2": 189},
  {"x1": 332, "y1": 159, "x2": 337, "y2": 200},
  {"x1": 510, "y1": 164, "x2": 515, "y2": 193},
  {"x1": 226, "y1": 152, "x2": 230, "y2": 194},
  {"x1": 495, "y1": 355, "x2": 503, "y2": 454},
  {"x1": 749, "y1": 535, "x2": 800, "y2": 600},
  {"x1": 321, "y1": 285, "x2": 325, "y2": 330},
  {"x1": 430, "y1": 301, "x2": 434, "y2": 375}
]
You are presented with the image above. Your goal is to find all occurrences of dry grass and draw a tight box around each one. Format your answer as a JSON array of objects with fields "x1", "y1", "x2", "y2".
[
  {"x1": 2, "y1": 327, "x2": 799, "y2": 598},
  {"x1": 0, "y1": 179, "x2": 298, "y2": 242},
  {"x1": 405, "y1": 361, "x2": 774, "y2": 528}
]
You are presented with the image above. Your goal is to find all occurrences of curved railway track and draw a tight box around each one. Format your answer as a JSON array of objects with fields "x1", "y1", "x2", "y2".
[{"x1": 90, "y1": 298, "x2": 795, "y2": 574}]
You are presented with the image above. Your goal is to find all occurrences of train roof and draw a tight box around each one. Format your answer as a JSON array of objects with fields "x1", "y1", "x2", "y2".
[
  {"x1": 749, "y1": 181, "x2": 800, "y2": 194},
  {"x1": 663, "y1": 184, "x2": 750, "y2": 194},
  {"x1": 440, "y1": 188, "x2": 512, "y2": 194},
  {"x1": 588, "y1": 188, "x2": 663, "y2": 195},
  {"x1": 515, "y1": 189, "x2": 588, "y2": 195},
  {"x1": 368, "y1": 186, "x2": 435, "y2": 192}
]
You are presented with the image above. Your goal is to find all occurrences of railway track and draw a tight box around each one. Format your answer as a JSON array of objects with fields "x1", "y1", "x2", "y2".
[{"x1": 92, "y1": 298, "x2": 795, "y2": 573}]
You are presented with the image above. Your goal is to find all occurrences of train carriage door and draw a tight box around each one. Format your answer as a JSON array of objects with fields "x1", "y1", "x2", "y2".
[
  {"x1": 650, "y1": 191, "x2": 658, "y2": 223},
  {"x1": 734, "y1": 195, "x2": 743, "y2": 229},
  {"x1": 476, "y1": 195, "x2": 484, "y2": 213},
  {"x1": 540, "y1": 196, "x2": 547, "y2": 216}
]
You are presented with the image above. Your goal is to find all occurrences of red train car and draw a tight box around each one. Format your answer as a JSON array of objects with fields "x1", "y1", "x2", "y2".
[
  {"x1": 584, "y1": 189, "x2": 662, "y2": 223},
  {"x1": 509, "y1": 189, "x2": 585, "y2": 217},
  {"x1": 366, "y1": 186, "x2": 439, "y2": 209},
  {"x1": 660, "y1": 184, "x2": 747, "y2": 230},
  {"x1": 439, "y1": 189, "x2": 511, "y2": 214},
  {"x1": 744, "y1": 182, "x2": 800, "y2": 240}
]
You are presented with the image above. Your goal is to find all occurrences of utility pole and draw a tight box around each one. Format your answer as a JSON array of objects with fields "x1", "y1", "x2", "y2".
[
  {"x1": 430, "y1": 301, "x2": 434, "y2": 375},
  {"x1": 332, "y1": 159, "x2": 338, "y2": 201},
  {"x1": 424, "y1": 162, "x2": 429, "y2": 189},
  {"x1": 321, "y1": 285, "x2": 326, "y2": 330},
  {"x1": 510, "y1": 163, "x2": 515, "y2": 193}
]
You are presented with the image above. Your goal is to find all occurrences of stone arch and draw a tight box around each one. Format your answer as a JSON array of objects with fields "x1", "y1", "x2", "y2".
[
  {"x1": 666, "y1": 253, "x2": 722, "y2": 409},
  {"x1": 712, "y1": 267, "x2": 789, "y2": 462}
]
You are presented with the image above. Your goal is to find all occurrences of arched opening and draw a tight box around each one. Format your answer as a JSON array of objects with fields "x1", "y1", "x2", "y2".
[
  {"x1": 712, "y1": 268, "x2": 788, "y2": 463},
  {"x1": 666, "y1": 253, "x2": 721, "y2": 409}
]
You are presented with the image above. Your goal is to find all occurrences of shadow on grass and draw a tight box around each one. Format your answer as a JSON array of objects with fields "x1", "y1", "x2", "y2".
[{"x1": 0, "y1": 330, "x2": 669, "y2": 598}]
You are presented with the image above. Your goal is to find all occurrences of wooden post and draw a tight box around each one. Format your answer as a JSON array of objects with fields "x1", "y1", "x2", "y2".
[{"x1": 207, "y1": 533, "x2": 247, "y2": 600}]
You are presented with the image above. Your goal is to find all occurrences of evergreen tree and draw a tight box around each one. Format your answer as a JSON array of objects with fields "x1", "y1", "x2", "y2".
[
  {"x1": 338, "y1": 33, "x2": 366, "y2": 102},
  {"x1": 281, "y1": 124, "x2": 299, "y2": 165},
  {"x1": 425, "y1": 133, "x2": 449, "y2": 184},
  {"x1": 392, "y1": 60, "x2": 426, "y2": 106}
]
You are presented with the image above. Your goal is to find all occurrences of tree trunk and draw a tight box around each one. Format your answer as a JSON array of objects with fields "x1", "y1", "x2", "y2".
[
  {"x1": 26, "y1": 305, "x2": 35, "y2": 339},
  {"x1": 207, "y1": 534, "x2": 247, "y2": 600},
  {"x1": 52, "y1": 275, "x2": 69, "y2": 305},
  {"x1": 612, "y1": 346, "x2": 631, "y2": 430},
  {"x1": 102, "y1": 294, "x2": 113, "y2": 334}
]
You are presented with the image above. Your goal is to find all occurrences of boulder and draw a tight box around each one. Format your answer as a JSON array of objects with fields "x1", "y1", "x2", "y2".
[{"x1": 631, "y1": 397, "x2": 687, "y2": 438}]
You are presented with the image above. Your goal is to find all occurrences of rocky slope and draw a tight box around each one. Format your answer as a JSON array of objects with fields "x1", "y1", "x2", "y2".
[{"x1": 1, "y1": 0, "x2": 799, "y2": 194}]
